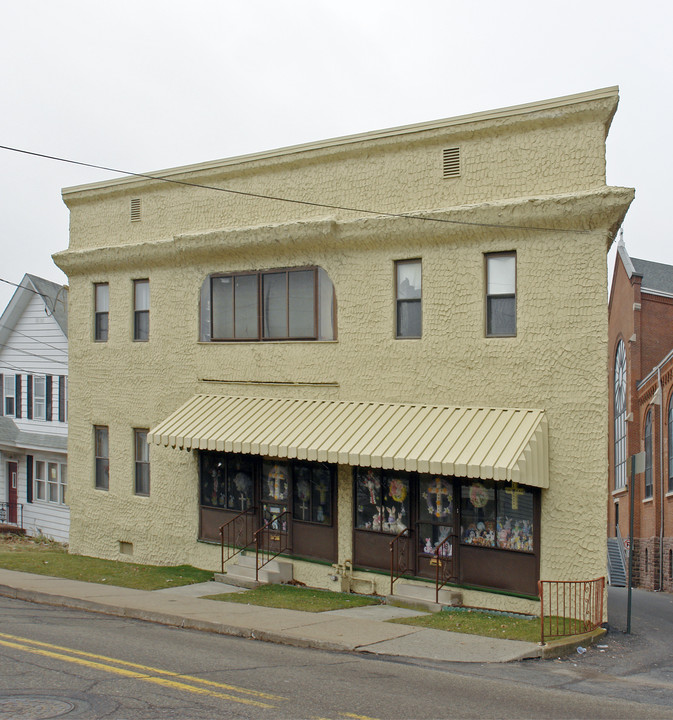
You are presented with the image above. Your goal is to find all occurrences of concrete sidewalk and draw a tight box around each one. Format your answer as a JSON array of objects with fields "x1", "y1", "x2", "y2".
[{"x1": 0, "y1": 569, "x2": 586, "y2": 663}]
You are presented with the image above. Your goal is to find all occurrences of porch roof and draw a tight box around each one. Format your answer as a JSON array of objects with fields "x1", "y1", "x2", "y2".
[{"x1": 148, "y1": 395, "x2": 549, "y2": 488}]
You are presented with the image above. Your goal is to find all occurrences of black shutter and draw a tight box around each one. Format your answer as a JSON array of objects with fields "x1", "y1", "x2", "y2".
[
  {"x1": 26, "y1": 455, "x2": 33, "y2": 504},
  {"x1": 0, "y1": 373, "x2": 3, "y2": 416},
  {"x1": 58, "y1": 376, "x2": 65, "y2": 422},
  {"x1": 26, "y1": 375, "x2": 33, "y2": 420},
  {"x1": 15, "y1": 375, "x2": 22, "y2": 419},
  {"x1": 46, "y1": 376, "x2": 53, "y2": 421}
]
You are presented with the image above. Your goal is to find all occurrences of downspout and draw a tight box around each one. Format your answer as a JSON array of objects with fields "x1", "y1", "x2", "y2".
[{"x1": 658, "y1": 367, "x2": 664, "y2": 591}]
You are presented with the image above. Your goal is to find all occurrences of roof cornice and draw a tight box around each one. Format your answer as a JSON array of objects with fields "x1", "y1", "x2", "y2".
[{"x1": 62, "y1": 86, "x2": 619, "y2": 199}]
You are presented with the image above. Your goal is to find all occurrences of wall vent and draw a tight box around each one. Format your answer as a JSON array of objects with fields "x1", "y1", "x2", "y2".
[
  {"x1": 119, "y1": 541, "x2": 134, "y2": 555},
  {"x1": 442, "y1": 147, "x2": 460, "y2": 178},
  {"x1": 130, "y1": 198, "x2": 141, "y2": 222}
]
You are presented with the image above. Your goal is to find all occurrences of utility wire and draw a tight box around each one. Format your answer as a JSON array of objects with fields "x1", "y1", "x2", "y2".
[
  {"x1": 0, "y1": 324, "x2": 67, "y2": 356},
  {"x1": 0, "y1": 144, "x2": 587, "y2": 235},
  {"x1": 0, "y1": 342, "x2": 67, "y2": 365}
]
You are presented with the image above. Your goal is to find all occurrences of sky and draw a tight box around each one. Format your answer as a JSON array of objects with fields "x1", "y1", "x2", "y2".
[{"x1": 1, "y1": 0, "x2": 671, "y2": 310}]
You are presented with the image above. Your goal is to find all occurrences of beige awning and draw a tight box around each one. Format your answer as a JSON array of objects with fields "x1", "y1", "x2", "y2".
[{"x1": 148, "y1": 395, "x2": 549, "y2": 488}]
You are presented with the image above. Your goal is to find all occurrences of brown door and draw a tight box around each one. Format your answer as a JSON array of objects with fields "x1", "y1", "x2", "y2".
[
  {"x1": 7, "y1": 462, "x2": 18, "y2": 524},
  {"x1": 260, "y1": 461, "x2": 291, "y2": 553}
]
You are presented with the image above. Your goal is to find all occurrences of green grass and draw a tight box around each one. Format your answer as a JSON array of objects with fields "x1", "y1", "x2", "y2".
[
  {"x1": 389, "y1": 608, "x2": 540, "y2": 642},
  {"x1": 0, "y1": 534, "x2": 212, "y2": 590},
  {"x1": 203, "y1": 583, "x2": 383, "y2": 612}
]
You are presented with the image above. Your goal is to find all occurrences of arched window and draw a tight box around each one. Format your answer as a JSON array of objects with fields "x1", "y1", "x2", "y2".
[
  {"x1": 668, "y1": 395, "x2": 673, "y2": 494},
  {"x1": 644, "y1": 409, "x2": 653, "y2": 499},
  {"x1": 199, "y1": 266, "x2": 336, "y2": 342},
  {"x1": 614, "y1": 340, "x2": 627, "y2": 490}
]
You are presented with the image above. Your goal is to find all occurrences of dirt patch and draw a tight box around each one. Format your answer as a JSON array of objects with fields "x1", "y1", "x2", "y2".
[{"x1": 0, "y1": 532, "x2": 67, "y2": 551}]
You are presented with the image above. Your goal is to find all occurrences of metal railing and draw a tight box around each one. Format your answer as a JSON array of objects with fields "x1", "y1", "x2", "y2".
[
  {"x1": 219, "y1": 506, "x2": 257, "y2": 573},
  {"x1": 0, "y1": 502, "x2": 23, "y2": 530},
  {"x1": 389, "y1": 527, "x2": 412, "y2": 594},
  {"x1": 253, "y1": 510, "x2": 290, "y2": 582},
  {"x1": 616, "y1": 525, "x2": 628, "y2": 574},
  {"x1": 433, "y1": 532, "x2": 458, "y2": 603},
  {"x1": 538, "y1": 577, "x2": 605, "y2": 644}
]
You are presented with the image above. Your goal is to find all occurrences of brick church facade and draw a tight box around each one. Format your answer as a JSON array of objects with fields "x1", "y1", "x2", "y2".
[{"x1": 608, "y1": 238, "x2": 673, "y2": 590}]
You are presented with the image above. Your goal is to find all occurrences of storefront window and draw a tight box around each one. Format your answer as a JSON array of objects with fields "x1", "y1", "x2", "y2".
[
  {"x1": 200, "y1": 452, "x2": 254, "y2": 511},
  {"x1": 496, "y1": 482, "x2": 534, "y2": 552},
  {"x1": 293, "y1": 463, "x2": 331, "y2": 525},
  {"x1": 355, "y1": 468, "x2": 409, "y2": 533},
  {"x1": 461, "y1": 481, "x2": 496, "y2": 547}
]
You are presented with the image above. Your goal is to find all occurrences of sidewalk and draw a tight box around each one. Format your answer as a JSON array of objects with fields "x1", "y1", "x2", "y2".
[{"x1": 0, "y1": 568, "x2": 591, "y2": 663}]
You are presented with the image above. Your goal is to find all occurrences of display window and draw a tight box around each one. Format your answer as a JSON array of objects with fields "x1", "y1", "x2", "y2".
[
  {"x1": 293, "y1": 463, "x2": 332, "y2": 525},
  {"x1": 200, "y1": 452, "x2": 254, "y2": 511},
  {"x1": 355, "y1": 468, "x2": 409, "y2": 533}
]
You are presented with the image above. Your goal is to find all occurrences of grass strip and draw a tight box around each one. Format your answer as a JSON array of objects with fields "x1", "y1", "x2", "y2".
[
  {"x1": 0, "y1": 535, "x2": 212, "y2": 590},
  {"x1": 203, "y1": 583, "x2": 383, "y2": 612},
  {"x1": 388, "y1": 608, "x2": 540, "y2": 642}
]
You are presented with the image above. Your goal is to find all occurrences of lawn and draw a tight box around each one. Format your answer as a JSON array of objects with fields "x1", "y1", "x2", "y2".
[
  {"x1": 0, "y1": 533, "x2": 212, "y2": 590},
  {"x1": 203, "y1": 583, "x2": 384, "y2": 612},
  {"x1": 388, "y1": 608, "x2": 540, "y2": 642}
]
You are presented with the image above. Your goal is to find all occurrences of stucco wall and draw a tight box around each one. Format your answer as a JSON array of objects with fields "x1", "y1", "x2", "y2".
[{"x1": 55, "y1": 89, "x2": 633, "y2": 612}]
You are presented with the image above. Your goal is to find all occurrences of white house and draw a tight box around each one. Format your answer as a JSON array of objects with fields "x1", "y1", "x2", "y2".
[{"x1": 0, "y1": 274, "x2": 69, "y2": 542}]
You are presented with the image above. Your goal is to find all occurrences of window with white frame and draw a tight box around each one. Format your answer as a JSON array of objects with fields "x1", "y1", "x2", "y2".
[
  {"x1": 94, "y1": 283, "x2": 109, "y2": 342},
  {"x1": 134, "y1": 429, "x2": 150, "y2": 495},
  {"x1": 614, "y1": 340, "x2": 627, "y2": 490},
  {"x1": 33, "y1": 375, "x2": 46, "y2": 420},
  {"x1": 485, "y1": 252, "x2": 516, "y2": 336},
  {"x1": 395, "y1": 259, "x2": 422, "y2": 338},
  {"x1": 133, "y1": 279, "x2": 150, "y2": 341},
  {"x1": 4, "y1": 374, "x2": 15, "y2": 416},
  {"x1": 33, "y1": 461, "x2": 67, "y2": 505}
]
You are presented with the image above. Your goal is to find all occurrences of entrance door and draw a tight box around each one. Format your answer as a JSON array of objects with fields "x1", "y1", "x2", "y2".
[
  {"x1": 260, "y1": 461, "x2": 291, "y2": 554},
  {"x1": 7, "y1": 462, "x2": 18, "y2": 524},
  {"x1": 415, "y1": 475, "x2": 456, "y2": 581}
]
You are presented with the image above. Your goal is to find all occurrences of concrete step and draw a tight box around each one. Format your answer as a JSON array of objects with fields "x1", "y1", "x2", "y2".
[
  {"x1": 387, "y1": 581, "x2": 462, "y2": 613},
  {"x1": 217, "y1": 553, "x2": 293, "y2": 589}
]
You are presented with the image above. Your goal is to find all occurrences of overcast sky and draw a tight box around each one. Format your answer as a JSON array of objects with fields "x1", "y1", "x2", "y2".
[{"x1": 1, "y1": 0, "x2": 670, "y2": 310}]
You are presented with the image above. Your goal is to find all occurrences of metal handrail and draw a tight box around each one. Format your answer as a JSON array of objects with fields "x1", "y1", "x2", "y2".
[
  {"x1": 538, "y1": 577, "x2": 605, "y2": 644},
  {"x1": 616, "y1": 524, "x2": 628, "y2": 576},
  {"x1": 219, "y1": 506, "x2": 258, "y2": 573},
  {"x1": 389, "y1": 526, "x2": 412, "y2": 595},
  {"x1": 433, "y1": 532, "x2": 458, "y2": 603},
  {"x1": 253, "y1": 510, "x2": 291, "y2": 582},
  {"x1": 0, "y1": 502, "x2": 23, "y2": 530}
]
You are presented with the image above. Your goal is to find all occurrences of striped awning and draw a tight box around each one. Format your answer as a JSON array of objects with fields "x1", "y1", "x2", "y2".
[{"x1": 148, "y1": 395, "x2": 549, "y2": 488}]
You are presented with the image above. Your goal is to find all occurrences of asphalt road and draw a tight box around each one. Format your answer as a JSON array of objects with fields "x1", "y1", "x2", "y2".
[{"x1": 1, "y1": 595, "x2": 672, "y2": 720}]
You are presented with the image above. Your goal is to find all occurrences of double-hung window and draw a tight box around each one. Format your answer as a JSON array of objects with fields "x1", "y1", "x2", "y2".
[
  {"x1": 134, "y1": 429, "x2": 150, "y2": 495},
  {"x1": 4, "y1": 374, "x2": 15, "y2": 416},
  {"x1": 33, "y1": 376, "x2": 46, "y2": 420},
  {"x1": 395, "y1": 260, "x2": 422, "y2": 338},
  {"x1": 94, "y1": 283, "x2": 109, "y2": 342},
  {"x1": 95, "y1": 425, "x2": 109, "y2": 490},
  {"x1": 486, "y1": 253, "x2": 516, "y2": 336},
  {"x1": 133, "y1": 280, "x2": 150, "y2": 341},
  {"x1": 645, "y1": 410, "x2": 653, "y2": 499}
]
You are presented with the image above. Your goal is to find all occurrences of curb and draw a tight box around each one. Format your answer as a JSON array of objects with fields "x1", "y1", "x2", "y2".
[{"x1": 536, "y1": 627, "x2": 607, "y2": 659}]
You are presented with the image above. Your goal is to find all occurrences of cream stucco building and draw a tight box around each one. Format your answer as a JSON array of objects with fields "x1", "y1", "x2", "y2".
[{"x1": 55, "y1": 87, "x2": 633, "y2": 614}]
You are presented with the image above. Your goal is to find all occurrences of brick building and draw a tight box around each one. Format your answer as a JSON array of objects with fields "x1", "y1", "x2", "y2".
[{"x1": 608, "y1": 239, "x2": 673, "y2": 590}]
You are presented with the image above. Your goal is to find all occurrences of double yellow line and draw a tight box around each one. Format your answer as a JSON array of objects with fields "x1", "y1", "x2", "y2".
[{"x1": 0, "y1": 631, "x2": 285, "y2": 709}]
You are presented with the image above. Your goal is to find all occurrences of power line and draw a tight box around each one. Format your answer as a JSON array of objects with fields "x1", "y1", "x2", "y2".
[
  {"x1": 0, "y1": 324, "x2": 67, "y2": 356},
  {"x1": 0, "y1": 342, "x2": 67, "y2": 366},
  {"x1": 0, "y1": 144, "x2": 587, "y2": 235}
]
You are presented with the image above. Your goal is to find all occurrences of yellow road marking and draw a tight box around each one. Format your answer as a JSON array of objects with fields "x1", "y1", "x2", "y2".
[
  {"x1": 340, "y1": 714, "x2": 381, "y2": 720},
  {"x1": 0, "y1": 631, "x2": 285, "y2": 701},
  {"x1": 0, "y1": 636, "x2": 275, "y2": 708}
]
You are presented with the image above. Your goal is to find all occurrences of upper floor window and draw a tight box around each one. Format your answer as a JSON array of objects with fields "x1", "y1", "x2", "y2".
[
  {"x1": 614, "y1": 340, "x2": 627, "y2": 490},
  {"x1": 200, "y1": 267, "x2": 336, "y2": 342},
  {"x1": 134, "y1": 429, "x2": 150, "y2": 495},
  {"x1": 94, "y1": 283, "x2": 109, "y2": 342},
  {"x1": 4, "y1": 374, "x2": 15, "y2": 416},
  {"x1": 668, "y1": 396, "x2": 673, "y2": 494},
  {"x1": 95, "y1": 425, "x2": 109, "y2": 490},
  {"x1": 395, "y1": 260, "x2": 422, "y2": 338},
  {"x1": 486, "y1": 252, "x2": 516, "y2": 337},
  {"x1": 645, "y1": 410, "x2": 653, "y2": 499},
  {"x1": 133, "y1": 280, "x2": 150, "y2": 341},
  {"x1": 33, "y1": 376, "x2": 46, "y2": 420}
]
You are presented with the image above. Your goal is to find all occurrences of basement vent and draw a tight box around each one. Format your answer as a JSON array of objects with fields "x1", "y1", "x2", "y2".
[
  {"x1": 130, "y1": 198, "x2": 141, "y2": 222},
  {"x1": 442, "y1": 147, "x2": 460, "y2": 178},
  {"x1": 119, "y1": 541, "x2": 134, "y2": 555}
]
